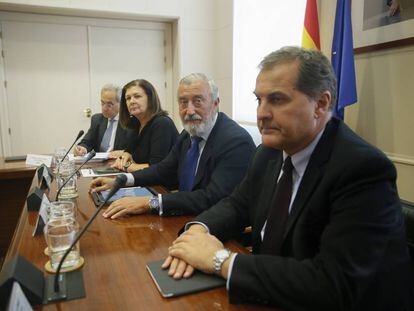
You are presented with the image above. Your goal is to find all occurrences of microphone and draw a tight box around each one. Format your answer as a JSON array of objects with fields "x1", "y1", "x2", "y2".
[
  {"x1": 46, "y1": 174, "x2": 127, "y2": 301},
  {"x1": 55, "y1": 150, "x2": 96, "y2": 201},
  {"x1": 59, "y1": 130, "x2": 85, "y2": 164}
]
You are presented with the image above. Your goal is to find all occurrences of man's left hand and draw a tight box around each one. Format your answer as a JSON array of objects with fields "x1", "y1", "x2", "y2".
[
  {"x1": 103, "y1": 196, "x2": 151, "y2": 219},
  {"x1": 168, "y1": 230, "x2": 224, "y2": 275}
]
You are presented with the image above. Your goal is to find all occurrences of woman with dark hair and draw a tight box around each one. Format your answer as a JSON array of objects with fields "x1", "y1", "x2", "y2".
[{"x1": 112, "y1": 79, "x2": 178, "y2": 172}]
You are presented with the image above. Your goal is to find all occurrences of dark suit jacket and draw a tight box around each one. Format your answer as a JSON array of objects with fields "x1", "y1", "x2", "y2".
[
  {"x1": 131, "y1": 112, "x2": 256, "y2": 216},
  {"x1": 196, "y1": 118, "x2": 414, "y2": 311},
  {"x1": 78, "y1": 113, "x2": 132, "y2": 152},
  {"x1": 125, "y1": 115, "x2": 178, "y2": 165}
]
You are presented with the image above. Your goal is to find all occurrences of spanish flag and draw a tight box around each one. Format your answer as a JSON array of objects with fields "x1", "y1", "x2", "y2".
[{"x1": 302, "y1": 0, "x2": 320, "y2": 50}]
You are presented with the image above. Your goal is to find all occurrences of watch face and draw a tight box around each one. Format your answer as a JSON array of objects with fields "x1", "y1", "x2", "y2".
[
  {"x1": 149, "y1": 198, "x2": 159, "y2": 209},
  {"x1": 216, "y1": 249, "x2": 230, "y2": 260}
]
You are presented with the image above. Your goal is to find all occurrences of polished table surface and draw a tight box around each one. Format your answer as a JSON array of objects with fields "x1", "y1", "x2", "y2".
[
  {"x1": 0, "y1": 157, "x2": 36, "y2": 179},
  {"x1": 4, "y1": 165, "x2": 276, "y2": 311}
]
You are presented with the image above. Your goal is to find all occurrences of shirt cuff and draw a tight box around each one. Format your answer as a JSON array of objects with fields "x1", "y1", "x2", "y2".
[
  {"x1": 226, "y1": 253, "x2": 238, "y2": 290},
  {"x1": 158, "y1": 194, "x2": 163, "y2": 216},
  {"x1": 184, "y1": 221, "x2": 210, "y2": 233},
  {"x1": 125, "y1": 173, "x2": 134, "y2": 186}
]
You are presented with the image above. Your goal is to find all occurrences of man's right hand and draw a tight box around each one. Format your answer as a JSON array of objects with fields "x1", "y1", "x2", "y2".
[
  {"x1": 161, "y1": 224, "x2": 208, "y2": 279},
  {"x1": 162, "y1": 256, "x2": 195, "y2": 279},
  {"x1": 89, "y1": 177, "x2": 115, "y2": 192},
  {"x1": 74, "y1": 145, "x2": 87, "y2": 156}
]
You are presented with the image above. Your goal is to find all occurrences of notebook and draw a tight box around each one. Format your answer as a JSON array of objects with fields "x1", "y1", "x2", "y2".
[{"x1": 146, "y1": 259, "x2": 226, "y2": 298}]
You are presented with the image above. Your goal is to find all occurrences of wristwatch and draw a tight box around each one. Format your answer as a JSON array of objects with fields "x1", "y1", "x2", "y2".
[
  {"x1": 213, "y1": 248, "x2": 232, "y2": 276},
  {"x1": 148, "y1": 196, "x2": 160, "y2": 214}
]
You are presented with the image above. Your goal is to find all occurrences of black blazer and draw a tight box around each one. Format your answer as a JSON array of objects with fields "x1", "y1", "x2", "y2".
[
  {"x1": 78, "y1": 113, "x2": 132, "y2": 152},
  {"x1": 131, "y1": 112, "x2": 256, "y2": 216},
  {"x1": 125, "y1": 115, "x2": 178, "y2": 165},
  {"x1": 196, "y1": 118, "x2": 414, "y2": 310}
]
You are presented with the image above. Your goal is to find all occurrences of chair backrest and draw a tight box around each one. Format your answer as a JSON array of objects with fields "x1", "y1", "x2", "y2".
[{"x1": 401, "y1": 200, "x2": 414, "y2": 262}]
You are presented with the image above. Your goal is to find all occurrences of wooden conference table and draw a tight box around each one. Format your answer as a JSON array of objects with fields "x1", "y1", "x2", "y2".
[{"x1": 3, "y1": 162, "x2": 276, "y2": 311}]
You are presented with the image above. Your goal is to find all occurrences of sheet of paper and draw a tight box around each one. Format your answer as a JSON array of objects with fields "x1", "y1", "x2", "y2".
[
  {"x1": 39, "y1": 193, "x2": 50, "y2": 223},
  {"x1": 41, "y1": 168, "x2": 51, "y2": 189},
  {"x1": 32, "y1": 194, "x2": 49, "y2": 237},
  {"x1": 26, "y1": 154, "x2": 53, "y2": 167},
  {"x1": 6, "y1": 282, "x2": 33, "y2": 311}
]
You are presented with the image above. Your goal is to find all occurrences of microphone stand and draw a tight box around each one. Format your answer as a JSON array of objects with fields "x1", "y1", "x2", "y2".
[
  {"x1": 55, "y1": 150, "x2": 96, "y2": 201},
  {"x1": 58, "y1": 130, "x2": 85, "y2": 165},
  {"x1": 55, "y1": 130, "x2": 84, "y2": 184},
  {"x1": 45, "y1": 174, "x2": 127, "y2": 302}
]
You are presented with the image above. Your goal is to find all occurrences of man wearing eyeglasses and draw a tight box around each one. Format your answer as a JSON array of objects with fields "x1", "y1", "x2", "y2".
[{"x1": 74, "y1": 84, "x2": 131, "y2": 158}]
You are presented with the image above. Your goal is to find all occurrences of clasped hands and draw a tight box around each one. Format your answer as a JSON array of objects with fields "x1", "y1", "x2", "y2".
[
  {"x1": 89, "y1": 178, "x2": 230, "y2": 280},
  {"x1": 162, "y1": 225, "x2": 229, "y2": 280}
]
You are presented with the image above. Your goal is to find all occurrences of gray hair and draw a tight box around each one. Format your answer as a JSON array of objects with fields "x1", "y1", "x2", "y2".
[
  {"x1": 101, "y1": 83, "x2": 121, "y2": 103},
  {"x1": 179, "y1": 73, "x2": 219, "y2": 102},
  {"x1": 259, "y1": 46, "x2": 337, "y2": 109}
]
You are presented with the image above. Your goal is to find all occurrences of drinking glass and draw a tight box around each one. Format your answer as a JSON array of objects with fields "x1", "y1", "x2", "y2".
[
  {"x1": 53, "y1": 147, "x2": 67, "y2": 174},
  {"x1": 47, "y1": 201, "x2": 76, "y2": 221},
  {"x1": 57, "y1": 159, "x2": 78, "y2": 199},
  {"x1": 45, "y1": 218, "x2": 80, "y2": 270}
]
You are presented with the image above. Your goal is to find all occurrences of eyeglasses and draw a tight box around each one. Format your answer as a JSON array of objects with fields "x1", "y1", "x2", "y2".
[{"x1": 101, "y1": 102, "x2": 115, "y2": 108}]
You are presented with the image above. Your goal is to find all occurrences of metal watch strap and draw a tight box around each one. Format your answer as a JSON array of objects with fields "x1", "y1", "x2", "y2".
[{"x1": 213, "y1": 248, "x2": 231, "y2": 276}]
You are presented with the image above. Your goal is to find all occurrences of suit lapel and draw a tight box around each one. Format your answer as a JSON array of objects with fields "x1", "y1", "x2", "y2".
[
  {"x1": 283, "y1": 119, "x2": 338, "y2": 240},
  {"x1": 98, "y1": 117, "x2": 108, "y2": 147},
  {"x1": 252, "y1": 155, "x2": 283, "y2": 250},
  {"x1": 178, "y1": 134, "x2": 192, "y2": 176},
  {"x1": 193, "y1": 143, "x2": 212, "y2": 187},
  {"x1": 113, "y1": 121, "x2": 122, "y2": 149},
  {"x1": 192, "y1": 113, "x2": 222, "y2": 188},
  {"x1": 283, "y1": 160, "x2": 323, "y2": 239}
]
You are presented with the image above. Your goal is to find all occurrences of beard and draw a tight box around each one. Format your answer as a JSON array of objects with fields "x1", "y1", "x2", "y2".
[{"x1": 182, "y1": 113, "x2": 215, "y2": 137}]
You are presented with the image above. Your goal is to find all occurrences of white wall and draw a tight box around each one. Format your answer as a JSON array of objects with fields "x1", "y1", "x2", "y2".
[
  {"x1": 0, "y1": 127, "x2": 3, "y2": 156},
  {"x1": 215, "y1": 0, "x2": 233, "y2": 117},
  {"x1": 319, "y1": 0, "x2": 414, "y2": 202},
  {"x1": 0, "y1": 0, "x2": 235, "y2": 137}
]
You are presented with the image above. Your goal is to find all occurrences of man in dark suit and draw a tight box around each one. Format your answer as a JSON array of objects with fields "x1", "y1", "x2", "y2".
[
  {"x1": 165, "y1": 47, "x2": 414, "y2": 310},
  {"x1": 90, "y1": 73, "x2": 255, "y2": 218},
  {"x1": 74, "y1": 84, "x2": 131, "y2": 158}
]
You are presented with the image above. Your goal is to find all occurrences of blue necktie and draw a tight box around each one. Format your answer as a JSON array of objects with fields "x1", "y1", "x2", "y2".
[
  {"x1": 100, "y1": 119, "x2": 115, "y2": 152},
  {"x1": 179, "y1": 136, "x2": 203, "y2": 192}
]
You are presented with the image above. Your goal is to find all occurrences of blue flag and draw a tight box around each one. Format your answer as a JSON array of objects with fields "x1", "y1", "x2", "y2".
[{"x1": 331, "y1": 0, "x2": 357, "y2": 120}]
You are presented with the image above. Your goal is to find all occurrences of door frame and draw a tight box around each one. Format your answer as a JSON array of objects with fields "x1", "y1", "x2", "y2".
[{"x1": 0, "y1": 7, "x2": 181, "y2": 157}]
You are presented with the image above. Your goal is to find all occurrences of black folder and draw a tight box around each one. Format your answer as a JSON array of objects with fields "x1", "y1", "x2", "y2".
[
  {"x1": 92, "y1": 167, "x2": 121, "y2": 175},
  {"x1": 146, "y1": 259, "x2": 226, "y2": 298}
]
